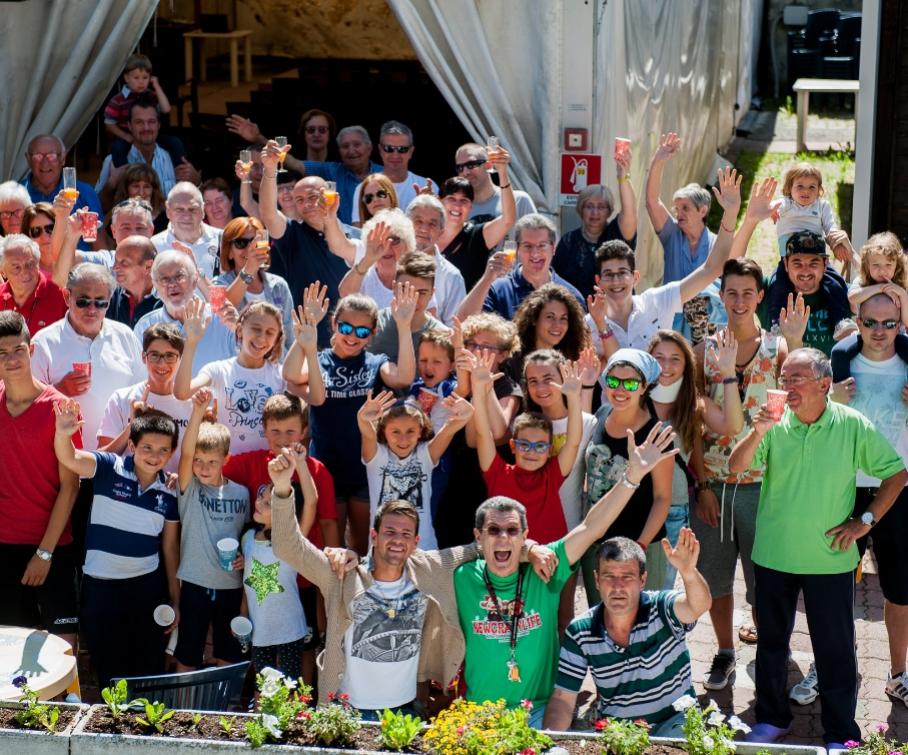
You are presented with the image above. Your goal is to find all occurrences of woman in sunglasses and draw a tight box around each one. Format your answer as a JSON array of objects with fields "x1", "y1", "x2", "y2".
[
  {"x1": 355, "y1": 173, "x2": 398, "y2": 229},
  {"x1": 582, "y1": 348, "x2": 674, "y2": 599},
  {"x1": 214, "y1": 217, "x2": 294, "y2": 350},
  {"x1": 22, "y1": 203, "x2": 56, "y2": 273}
]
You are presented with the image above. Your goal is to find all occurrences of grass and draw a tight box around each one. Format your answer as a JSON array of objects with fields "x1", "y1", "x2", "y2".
[{"x1": 706, "y1": 147, "x2": 856, "y2": 274}]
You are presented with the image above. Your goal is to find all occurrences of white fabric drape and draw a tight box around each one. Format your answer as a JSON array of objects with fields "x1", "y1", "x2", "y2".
[
  {"x1": 386, "y1": 0, "x2": 562, "y2": 215},
  {"x1": 0, "y1": 0, "x2": 157, "y2": 180}
]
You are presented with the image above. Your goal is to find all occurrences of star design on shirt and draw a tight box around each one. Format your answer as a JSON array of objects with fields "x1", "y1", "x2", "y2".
[{"x1": 244, "y1": 558, "x2": 284, "y2": 605}]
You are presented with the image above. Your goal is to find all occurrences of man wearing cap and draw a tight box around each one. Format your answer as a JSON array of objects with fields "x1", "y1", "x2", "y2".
[
  {"x1": 729, "y1": 347, "x2": 907, "y2": 747},
  {"x1": 758, "y1": 230, "x2": 850, "y2": 356}
]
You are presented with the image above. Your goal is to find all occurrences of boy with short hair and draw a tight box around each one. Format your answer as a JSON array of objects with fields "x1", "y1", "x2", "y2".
[
  {"x1": 173, "y1": 387, "x2": 249, "y2": 671},
  {"x1": 53, "y1": 400, "x2": 180, "y2": 688},
  {"x1": 104, "y1": 54, "x2": 172, "y2": 144}
]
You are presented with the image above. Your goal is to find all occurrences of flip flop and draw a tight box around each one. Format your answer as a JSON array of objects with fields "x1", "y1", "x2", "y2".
[{"x1": 738, "y1": 625, "x2": 758, "y2": 644}]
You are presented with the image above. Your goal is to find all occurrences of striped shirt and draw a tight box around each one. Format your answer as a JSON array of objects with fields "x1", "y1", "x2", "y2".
[
  {"x1": 83, "y1": 452, "x2": 179, "y2": 580},
  {"x1": 555, "y1": 591, "x2": 696, "y2": 725}
]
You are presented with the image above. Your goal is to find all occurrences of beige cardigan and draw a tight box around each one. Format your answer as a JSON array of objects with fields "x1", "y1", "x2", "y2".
[{"x1": 271, "y1": 491, "x2": 479, "y2": 704}]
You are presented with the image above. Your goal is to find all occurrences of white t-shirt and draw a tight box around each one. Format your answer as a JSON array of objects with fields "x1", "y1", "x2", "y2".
[
  {"x1": 775, "y1": 197, "x2": 837, "y2": 241},
  {"x1": 198, "y1": 358, "x2": 286, "y2": 454},
  {"x1": 850, "y1": 353, "x2": 908, "y2": 487},
  {"x1": 365, "y1": 443, "x2": 438, "y2": 549},
  {"x1": 342, "y1": 573, "x2": 427, "y2": 709},
  {"x1": 30, "y1": 317, "x2": 144, "y2": 451},
  {"x1": 587, "y1": 281, "x2": 683, "y2": 360},
  {"x1": 151, "y1": 224, "x2": 223, "y2": 280},
  {"x1": 551, "y1": 412, "x2": 597, "y2": 529},
  {"x1": 98, "y1": 381, "x2": 193, "y2": 473},
  {"x1": 350, "y1": 171, "x2": 428, "y2": 224}
]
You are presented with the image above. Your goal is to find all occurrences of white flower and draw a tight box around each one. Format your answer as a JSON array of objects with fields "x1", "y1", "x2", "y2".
[
  {"x1": 727, "y1": 716, "x2": 751, "y2": 734},
  {"x1": 672, "y1": 694, "x2": 698, "y2": 712},
  {"x1": 262, "y1": 714, "x2": 283, "y2": 738},
  {"x1": 703, "y1": 735, "x2": 715, "y2": 750},
  {"x1": 260, "y1": 667, "x2": 284, "y2": 682},
  {"x1": 707, "y1": 710, "x2": 726, "y2": 727},
  {"x1": 704, "y1": 699, "x2": 719, "y2": 714},
  {"x1": 260, "y1": 678, "x2": 282, "y2": 698},
  {"x1": 285, "y1": 678, "x2": 297, "y2": 690}
]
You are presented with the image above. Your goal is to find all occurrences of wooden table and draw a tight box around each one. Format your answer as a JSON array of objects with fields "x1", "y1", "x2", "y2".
[
  {"x1": 793, "y1": 77, "x2": 859, "y2": 152},
  {"x1": 0, "y1": 626, "x2": 77, "y2": 701},
  {"x1": 183, "y1": 29, "x2": 253, "y2": 88}
]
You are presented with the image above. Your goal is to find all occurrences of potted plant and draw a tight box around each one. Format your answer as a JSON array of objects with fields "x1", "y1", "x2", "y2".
[
  {"x1": 827, "y1": 723, "x2": 908, "y2": 755},
  {"x1": 0, "y1": 676, "x2": 87, "y2": 755}
]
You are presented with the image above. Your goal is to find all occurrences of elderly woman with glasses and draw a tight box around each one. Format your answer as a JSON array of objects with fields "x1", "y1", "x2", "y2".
[
  {"x1": 22, "y1": 203, "x2": 56, "y2": 273},
  {"x1": 0, "y1": 181, "x2": 32, "y2": 236},
  {"x1": 29, "y1": 262, "x2": 144, "y2": 450},
  {"x1": 213, "y1": 216, "x2": 294, "y2": 350}
]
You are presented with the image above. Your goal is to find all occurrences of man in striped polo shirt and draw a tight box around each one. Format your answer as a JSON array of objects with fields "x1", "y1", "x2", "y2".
[{"x1": 544, "y1": 530, "x2": 710, "y2": 733}]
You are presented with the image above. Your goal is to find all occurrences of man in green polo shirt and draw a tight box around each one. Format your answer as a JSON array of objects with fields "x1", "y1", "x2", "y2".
[{"x1": 729, "y1": 347, "x2": 907, "y2": 747}]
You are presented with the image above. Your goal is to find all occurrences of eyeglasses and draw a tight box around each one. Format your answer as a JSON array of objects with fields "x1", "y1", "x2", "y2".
[
  {"x1": 157, "y1": 272, "x2": 189, "y2": 286},
  {"x1": 74, "y1": 297, "x2": 110, "y2": 309},
  {"x1": 337, "y1": 321, "x2": 373, "y2": 339},
  {"x1": 0, "y1": 209, "x2": 24, "y2": 219},
  {"x1": 145, "y1": 350, "x2": 179, "y2": 364},
  {"x1": 455, "y1": 159, "x2": 485, "y2": 173},
  {"x1": 115, "y1": 198, "x2": 153, "y2": 211},
  {"x1": 306, "y1": 125, "x2": 329, "y2": 135},
  {"x1": 169, "y1": 205, "x2": 202, "y2": 215},
  {"x1": 860, "y1": 318, "x2": 900, "y2": 330},
  {"x1": 483, "y1": 525, "x2": 522, "y2": 538},
  {"x1": 363, "y1": 189, "x2": 389, "y2": 204},
  {"x1": 380, "y1": 144, "x2": 412, "y2": 154},
  {"x1": 518, "y1": 241, "x2": 553, "y2": 253},
  {"x1": 599, "y1": 270, "x2": 633, "y2": 281},
  {"x1": 465, "y1": 340, "x2": 503, "y2": 353},
  {"x1": 27, "y1": 152, "x2": 62, "y2": 162},
  {"x1": 777, "y1": 375, "x2": 819, "y2": 388},
  {"x1": 231, "y1": 236, "x2": 255, "y2": 249},
  {"x1": 28, "y1": 223, "x2": 55, "y2": 238},
  {"x1": 512, "y1": 439, "x2": 552, "y2": 454},
  {"x1": 605, "y1": 375, "x2": 641, "y2": 391}
]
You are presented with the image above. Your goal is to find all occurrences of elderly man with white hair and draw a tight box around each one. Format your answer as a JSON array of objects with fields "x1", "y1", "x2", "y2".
[
  {"x1": 0, "y1": 234, "x2": 68, "y2": 334},
  {"x1": 0, "y1": 181, "x2": 32, "y2": 236},
  {"x1": 30, "y1": 263, "x2": 144, "y2": 451},
  {"x1": 151, "y1": 182, "x2": 222, "y2": 280},
  {"x1": 134, "y1": 250, "x2": 237, "y2": 376}
]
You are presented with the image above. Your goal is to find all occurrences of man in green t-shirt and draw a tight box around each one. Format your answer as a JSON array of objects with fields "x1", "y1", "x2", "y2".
[
  {"x1": 454, "y1": 423, "x2": 680, "y2": 728},
  {"x1": 729, "y1": 348, "x2": 907, "y2": 748}
]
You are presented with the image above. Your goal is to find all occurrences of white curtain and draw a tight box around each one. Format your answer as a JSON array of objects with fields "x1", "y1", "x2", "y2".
[
  {"x1": 386, "y1": 0, "x2": 563, "y2": 216},
  {"x1": 0, "y1": 0, "x2": 157, "y2": 180}
]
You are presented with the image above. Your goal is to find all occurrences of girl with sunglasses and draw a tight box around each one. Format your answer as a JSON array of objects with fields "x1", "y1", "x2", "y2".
[
  {"x1": 283, "y1": 285, "x2": 417, "y2": 555},
  {"x1": 214, "y1": 217, "x2": 294, "y2": 351},
  {"x1": 21, "y1": 203, "x2": 56, "y2": 273},
  {"x1": 355, "y1": 174, "x2": 398, "y2": 229}
]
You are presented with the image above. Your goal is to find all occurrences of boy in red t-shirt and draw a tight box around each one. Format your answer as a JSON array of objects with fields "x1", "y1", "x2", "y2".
[
  {"x1": 469, "y1": 351, "x2": 583, "y2": 544},
  {"x1": 222, "y1": 393, "x2": 338, "y2": 685}
]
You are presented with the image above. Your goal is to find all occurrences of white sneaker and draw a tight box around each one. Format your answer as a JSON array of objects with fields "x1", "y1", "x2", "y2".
[
  {"x1": 885, "y1": 671, "x2": 908, "y2": 707},
  {"x1": 789, "y1": 662, "x2": 818, "y2": 705}
]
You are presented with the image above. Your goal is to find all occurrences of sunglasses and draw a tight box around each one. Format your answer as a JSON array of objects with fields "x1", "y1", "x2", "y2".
[
  {"x1": 605, "y1": 375, "x2": 642, "y2": 391},
  {"x1": 231, "y1": 236, "x2": 255, "y2": 249},
  {"x1": 512, "y1": 439, "x2": 552, "y2": 454},
  {"x1": 28, "y1": 222, "x2": 55, "y2": 238},
  {"x1": 483, "y1": 525, "x2": 522, "y2": 538},
  {"x1": 337, "y1": 321, "x2": 373, "y2": 339},
  {"x1": 860, "y1": 318, "x2": 900, "y2": 330},
  {"x1": 115, "y1": 198, "x2": 153, "y2": 211},
  {"x1": 74, "y1": 297, "x2": 110, "y2": 309},
  {"x1": 380, "y1": 144, "x2": 412, "y2": 154},
  {"x1": 455, "y1": 158, "x2": 485, "y2": 173},
  {"x1": 363, "y1": 189, "x2": 389, "y2": 204},
  {"x1": 306, "y1": 125, "x2": 329, "y2": 134}
]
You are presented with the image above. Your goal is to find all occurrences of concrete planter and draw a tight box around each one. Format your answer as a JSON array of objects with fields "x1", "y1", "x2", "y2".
[{"x1": 0, "y1": 702, "x2": 88, "y2": 755}]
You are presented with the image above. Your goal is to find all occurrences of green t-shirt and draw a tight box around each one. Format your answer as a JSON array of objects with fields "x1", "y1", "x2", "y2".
[
  {"x1": 454, "y1": 539, "x2": 574, "y2": 709},
  {"x1": 757, "y1": 283, "x2": 834, "y2": 355},
  {"x1": 751, "y1": 401, "x2": 905, "y2": 574}
]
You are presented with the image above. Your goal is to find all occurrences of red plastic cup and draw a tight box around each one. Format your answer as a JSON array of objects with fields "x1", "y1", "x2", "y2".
[
  {"x1": 72, "y1": 361, "x2": 92, "y2": 378},
  {"x1": 80, "y1": 211, "x2": 99, "y2": 243},
  {"x1": 765, "y1": 389, "x2": 787, "y2": 420},
  {"x1": 614, "y1": 137, "x2": 631, "y2": 161},
  {"x1": 208, "y1": 285, "x2": 227, "y2": 311}
]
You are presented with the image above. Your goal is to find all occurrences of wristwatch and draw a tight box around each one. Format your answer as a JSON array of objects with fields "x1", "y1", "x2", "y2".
[
  {"x1": 860, "y1": 511, "x2": 877, "y2": 528},
  {"x1": 35, "y1": 548, "x2": 53, "y2": 561},
  {"x1": 238, "y1": 270, "x2": 255, "y2": 284}
]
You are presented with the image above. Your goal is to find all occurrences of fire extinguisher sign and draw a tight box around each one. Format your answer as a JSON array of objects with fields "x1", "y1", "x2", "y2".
[{"x1": 560, "y1": 153, "x2": 602, "y2": 206}]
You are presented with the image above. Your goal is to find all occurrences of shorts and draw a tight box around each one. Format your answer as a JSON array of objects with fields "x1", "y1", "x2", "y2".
[
  {"x1": 174, "y1": 581, "x2": 246, "y2": 667},
  {"x1": 689, "y1": 481, "x2": 759, "y2": 603},
  {"x1": 298, "y1": 585, "x2": 320, "y2": 650},
  {"x1": 854, "y1": 487, "x2": 908, "y2": 605},
  {"x1": 0, "y1": 543, "x2": 79, "y2": 632}
]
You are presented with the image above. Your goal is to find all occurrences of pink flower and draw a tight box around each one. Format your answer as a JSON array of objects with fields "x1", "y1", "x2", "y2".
[
  {"x1": 875, "y1": 724, "x2": 889, "y2": 734},
  {"x1": 845, "y1": 741, "x2": 860, "y2": 749},
  {"x1": 457, "y1": 726, "x2": 465, "y2": 736},
  {"x1": 520, "y1": 699, "x2": 533, "y2": 710},
  {"x1": 520, "y1": 749, "x2": 536, "y2": 755},
  {"x1": 595, "y1": 719, "x2": 609, "y2": 731},
  {"x1": 339, "y1": 693, "x2": 350, "y2": 702},
  {"x1": 327, "y1": 691, "x2": 337, "y2": 702}
]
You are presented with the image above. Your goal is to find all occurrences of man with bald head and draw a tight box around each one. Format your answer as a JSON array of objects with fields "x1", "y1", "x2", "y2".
[
  {"x1": 107, "y1": 235, "x2": 160, "y2": 327},
  {"x1": 260, "y1": 140, "x2": 349, "y2": 346},
  {"x1": 151, "y1": 182, "x2": 222, "y2": 280}
]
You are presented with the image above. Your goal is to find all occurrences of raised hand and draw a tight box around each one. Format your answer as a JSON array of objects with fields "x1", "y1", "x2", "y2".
[
  {"x1": 191, "y1": 386, "x2": 213, "y2": 413},
  {"x1": 357, "y1": 389, "x2": 396, "y2": 425},
  {"x1": 484, "y1": 251, "x2": 512, "y2": 280},
  {"x1": 451, "y1": 315, "x2": 464, "y2": 350},
  {"x1": 303, "y1": 281, "x2": 330, "y2": 325},
  {"x1": 625, "y1": 422, "x2": 679, "y2": 483},
  {"x1": 744, "y1": 176, "x2": 778, "y2": 223},
  {"x1": 412, "y1": 178, "x2": 435, "y2": 197},
  {"x1": 183, "y1": 298, "x2": 211, "y2": 342},
  {"x1": 711, "y1": 167, "x2": 742, "y2": 217},
  {"x1": 267, "y1": 447, "x2": 297, "y2": 491},
  {"x1": 365, "y1": 221, "x2": 392, "y2": 265},
  {"x1": 442, "y1": 393, "x2": 474, "y2": 422},
  {"x1": 130, "y1": 383, "x2": 153, "y2": 419},
  {"x1": 587, "y1": 284, "x2": 609, "y2": 328},
  {"x1": 261, "y1": 139, "x2": 284, "y2": 171},
  {"x1": 391, "y1": 280, "x2": 418, "y2": 325},
  {"x1": 556, "y1": 359, "x2": 583, "y2": 398},
  {"x1": 53, "y1": 399, "x2": 83, "y2": 437},
  {"x1": 653, "y1": 132, "x2": 681, "y2": 163},
  {"x1": 235, "y1": 159, "x2": 252, "y2": 182},
  {"x1": 577, "y1": 347, "x2": 601, "y2": 387},
  {"x1": 615, "y1": 145, "x2": 632, "y2": 177},
  {"x1": 778, "y1": 292, "x2": 810, "y2": 345},
  {"x1": 226, "y1": 114, "x2": 263, "y2": 143},
  {"x1": 292, "y1": 305, "x2": 319, "y2": 349},
  {"x1": 708, "y1": 328, "x2": 738, "y2": 379},
  {"x1": 470, "y1": 349, "x2": 500, "y2": 393},
  {"x1": 661, "y1": 527, "x2": 700, "y2": 574}
]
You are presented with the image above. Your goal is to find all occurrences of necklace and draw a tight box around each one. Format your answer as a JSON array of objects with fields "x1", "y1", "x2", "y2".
[
  {"x1": 371, "y1": 577, "x2": 404, "y2": 620},
  {"x1": 482, "y1": 565, "x2": 526, "y2": 682}
]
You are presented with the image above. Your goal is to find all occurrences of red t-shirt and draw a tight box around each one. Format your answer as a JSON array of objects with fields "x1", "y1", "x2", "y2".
[
  {"x1": 482, "y1": 454, "x2": 568, "y2": 543},
  {"x1": 223, "y1": 450, "x2": 337, "y2": 588},
  {"x1": 0, "y1": 273, "x2": 68, "y2": 336},
  {"x1": 0, "y1": 383, "x2": 82, "y2": 546}
]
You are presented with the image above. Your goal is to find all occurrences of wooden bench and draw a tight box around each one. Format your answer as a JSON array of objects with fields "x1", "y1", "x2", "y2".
[
  {"x1": 183, "y1": 29, "x2": 253, "y2": 89},
  {"x1": 792, "y1": 78, "x2": 859, "y2": 152}
]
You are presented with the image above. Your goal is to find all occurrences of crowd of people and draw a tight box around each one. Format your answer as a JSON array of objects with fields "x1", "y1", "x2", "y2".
[{"x1": 0, "y1": 52, "x2": 906, "y2": 748}]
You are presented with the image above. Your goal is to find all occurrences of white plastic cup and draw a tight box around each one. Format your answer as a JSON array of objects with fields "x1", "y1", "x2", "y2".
[
  {"x1": 217, "y1": 537, "x2": 239, "y2": 570},
  {"x1": 230, "y1": 616, "x2": 253, "y2": 652},
  {"x1": 153, "y1": 604, "x2": 175, "y2": 627},
  {"x1": 765, "y1": 389, "x2": 788, "y2": 421}
]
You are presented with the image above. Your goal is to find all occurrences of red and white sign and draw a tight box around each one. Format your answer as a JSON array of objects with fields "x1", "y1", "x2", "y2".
[{"x1": 560, "y1": 153, "x2": 602, "y2": 206}]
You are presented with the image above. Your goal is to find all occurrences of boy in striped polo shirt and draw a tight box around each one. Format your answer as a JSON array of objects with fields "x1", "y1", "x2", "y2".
[{"x1": 544, "y1": 530, "x2": 710, "y2": 733}]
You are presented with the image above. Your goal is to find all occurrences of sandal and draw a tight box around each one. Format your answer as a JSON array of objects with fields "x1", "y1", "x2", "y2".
[{"x1": 738, "y1": 625, "x2": 758, "y2": 644}]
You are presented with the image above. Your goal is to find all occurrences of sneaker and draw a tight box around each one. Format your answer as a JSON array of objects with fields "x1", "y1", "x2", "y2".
[
  {"x1": 789, "y1": 662, "x2": 818, "y2": 705},
  {"x1": 885, "y1": 671, "x2": 908, "y2": 707},
  {"x1": 704, "y1": 652, "x2": 736, "y2": 690},
  {"x1": 745, "y1": 722, "x2": 791, "y2": 744}
]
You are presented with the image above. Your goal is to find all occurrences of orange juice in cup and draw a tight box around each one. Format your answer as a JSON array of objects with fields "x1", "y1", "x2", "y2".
[
  {"x1": 502, "y1": 239, "x2": 517, "y2": 264},
  {"x1": 255, "y1": 230, "x2": 270, "y2": 270},
  {"x1": 62, "y1": 167, "x2": 78, "y2": 200},
  {"x1": 323, "y1": 181, "x2": 338, "y2": 208}
]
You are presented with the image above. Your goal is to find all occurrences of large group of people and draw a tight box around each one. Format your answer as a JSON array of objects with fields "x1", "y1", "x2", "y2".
[{"x1": 0, "y1": 53, "x2": 905, "y2": 749}]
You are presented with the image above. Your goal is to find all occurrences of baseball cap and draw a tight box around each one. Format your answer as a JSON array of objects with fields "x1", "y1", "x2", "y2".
[{"x1": 785, "y1": 231, "x2": 827, "y2": 257}]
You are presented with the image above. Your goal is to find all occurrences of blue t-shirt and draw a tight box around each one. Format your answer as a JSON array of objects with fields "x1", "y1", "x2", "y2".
[
  {"x1": 308, "y1": 349, "x2": 389, "y2": 495},
  {"x1": 656, "y1": 216, "x2": 716, "y2": 284},
  {"x1": 483, "y1": 267, "x2": 586, "y2": 320},
  {"x1": 302, "y1": 160, "x2": 382, "y2": 225}
]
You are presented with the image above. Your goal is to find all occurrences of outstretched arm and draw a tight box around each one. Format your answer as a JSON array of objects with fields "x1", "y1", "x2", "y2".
[
  {"x1": 427, "y1": 395, "x2": 474, "y2": 464},
  {"x1": 481, "y1": 148, "x2": 516, "y2": 248},
  {"x1": 357, "y1": 390, "x2": 396, "y2": 464},
  {"x1": 644, "y1": 132, "x2": 680, "y2": 234},
  {"x1": 555, "y1": 360, "x2": 584, "y2": 476},
  {"x1": 259, "y1": 140, "x2": 289, "y2": 239},
  {"x1": 663, "y1": 528, "x2": 711, "y2": 623},
  {"x1": 53, "y1": 399, "x2": 97, "y2": 479},
  {"x1": 729, "y1": 176, "x2": 777, "y2": 260},
  {"x1": 614, "y1": 147, "x2": 637, "y2": 241},
  {"x1": 179, "y1": 388, "x2": 213, "y2": 493}
]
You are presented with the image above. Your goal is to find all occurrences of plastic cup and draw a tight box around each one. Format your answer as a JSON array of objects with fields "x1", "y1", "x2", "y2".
[
  {"x1": 217, "y1": 537, "x2": 239, "y2": 570},
  {"x1": 230, "y1": 616, "x2": 253, "y2": 653},
  {"x1": 502, "y1": 240, "x2": 517, "y2": 263},
  {"x1": 323, "y1": 181, "x2": 338, "y2": 207},
  {"x1": 208, "y1": 285, "x2": 227, "y2": 311},
  {"x1": 153, "y1": 604, "x2": 176, "y2": 627},
  {"x1": 614, "y1": 137, "x2": 631, "y2": 161},
  {"x1": 62, "y1": 167, "x2": 77, "y2": 198},
  {"x1": 765, "y1": 389, "x2": 788, "y2": 420},
  {"x1": 80, "y1": 211, "x2": 99, "y2": 242},
  {"x1": 72, "y1": 361, "x2": 92, "y2": 377}
]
